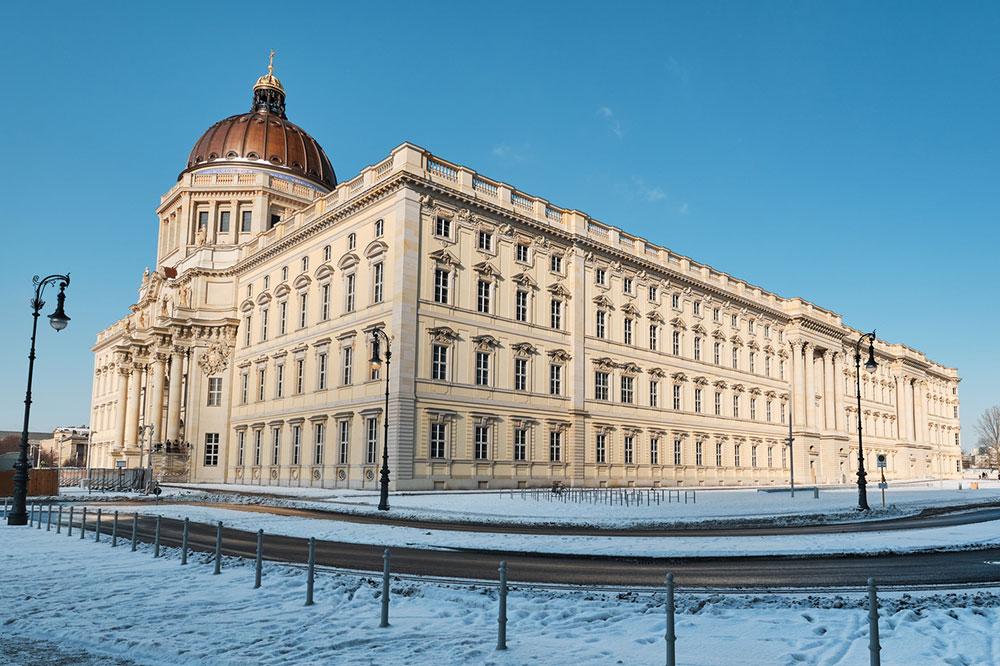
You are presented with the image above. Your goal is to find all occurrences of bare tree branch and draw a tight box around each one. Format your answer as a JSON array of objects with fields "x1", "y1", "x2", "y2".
[{"x1": 975, "y1": 405, "x2": 1000, "y2": 470}]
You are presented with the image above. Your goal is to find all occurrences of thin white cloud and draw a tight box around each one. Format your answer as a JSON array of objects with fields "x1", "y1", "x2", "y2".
[
  {"x1": 679, "y1": 203, "x2": 689, "y2": 214},
  {"x1": 633, "y1": 177, "x2": 666, "y2": 202},
  {"x1": 491, "y1": 143, "x2": 530, "y2": 161},
  {"x1": 598, "y1": 106, "x2": 623, "y2": 138}
]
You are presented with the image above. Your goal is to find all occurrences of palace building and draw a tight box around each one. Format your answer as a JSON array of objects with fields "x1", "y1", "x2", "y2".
[{"x1": 89, "y1": 62, "x2": 962, "y2": 489}]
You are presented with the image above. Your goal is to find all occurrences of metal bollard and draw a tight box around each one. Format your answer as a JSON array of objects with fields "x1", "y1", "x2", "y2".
[
  {"x1": 80, "y1": 507, "x2": 87, "y2": 539},
  {"x1": 131, "y1": 514, "x2": 138, "y2": 552},
  {"x1": 111, "y1": 511, "x2": 118, "y2": 547},
  {"x1": 56, "y1": 505, "x2": 63, "y2": 534},
  {"x1": 154, "y1": 516, "x2": 161, "y2": 557},
  {"x1": 46, "y1": 504, "x2": 53, "y2": 531},
  {"x1": 253, "y1": 529, "x2": 263, "y2": 588},
  {"x1": 497, "y1": 561, "x2": 508, "y2": 650},
  {"x1": 665, "y1": 573, "x2": 676, "y2": 666},
  {"x1": 181, "y1": 518, "x2": 189, "y2": 565},
  {"x1": 67, "y1": 506, "x2": 74, "y2": 537},
  {"x1": 2, "y1": 497, "x2": 7, "y2": 519},
  {"x1": 36, "y1": 503, "x2": 42, "y2": 529},
  {"x1": 29, "y1": 503, "x2": 34, "y2": 527},
  {"x1": 213, "y1": 521, "x2": 222, "y2": 575},
  {"x1": 814, "y1": 487, "x2": 820, "y2": 499},
  {"x1": 380, "y1": 548, "x2": 391, "y2": 627},
  {"x1": 868, "y1": 578, "x2": 881, "y2": 666},
  {"x1": 305, "y1": 537, "x2": 316, "y2": 606},
  {"x1": 95, "y1": 508, "x2": 102, "y2": 542}
]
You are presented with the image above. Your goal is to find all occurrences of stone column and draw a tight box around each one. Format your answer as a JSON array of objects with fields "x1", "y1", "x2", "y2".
[
  {"x1": 148, "y1": 354, "x2": 167, "y2": 444},
  {"x1": 833, "y1": 352, "x2": 846, "y2": 432},
  {"x1": 804, "y1": 343, "x2": 816, "y2": 428},
  {"x1": 904, "y1": 378, "x2": 915, "y2": 444},
  {"x1": 790, "y1": 341, "x2": 804, "y2": 428},
  {"x1": 166, "y1": 349, "x2": 184, "y2": 443},
  {"x1": 918, "y1": 380, "x2": 929, "y2": 444},
  {"x1": 114, "y1": 366, "x2": 130, "y2": 447},
  {"x1": 895, "y1": 374, "x2": 908, "y2": 441},
  {"x1": 123, "y1": 365, "x2": 142, "y2": 449},
  {"x1": 823, "y1": 350, "x2": 836, "y2": 430}
]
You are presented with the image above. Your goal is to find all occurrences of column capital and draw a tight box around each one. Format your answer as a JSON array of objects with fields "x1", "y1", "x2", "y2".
[{"x1": 822, "y1": 348, "x2": 835, "y2": 360}]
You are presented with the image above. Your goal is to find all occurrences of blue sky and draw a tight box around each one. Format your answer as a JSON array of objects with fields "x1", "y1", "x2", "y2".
[{"x1": 1, "y1": 1, "x2": 996, "y2": 447}]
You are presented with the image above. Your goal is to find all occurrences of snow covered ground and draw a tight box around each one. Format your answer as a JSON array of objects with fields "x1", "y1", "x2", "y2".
[
  {"x1": 1, "y1": 524, "x2": 997, "y2": 666},
  {"x1": 114, "y1": 503, "x2": 1000, "y2": 557}
]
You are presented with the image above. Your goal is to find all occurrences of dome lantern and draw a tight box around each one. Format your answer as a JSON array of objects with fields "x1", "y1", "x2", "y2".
[{"x1": 252, "y1": 49, "x2": 286, "y2": 118}]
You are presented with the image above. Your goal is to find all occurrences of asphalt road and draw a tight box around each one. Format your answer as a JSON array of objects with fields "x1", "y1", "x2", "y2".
[{"x1": 53, "y1": 510, "x2": 1000, "y2": 588}]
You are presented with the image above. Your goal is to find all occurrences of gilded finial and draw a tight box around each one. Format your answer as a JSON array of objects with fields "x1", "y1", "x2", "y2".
[{"x1": 269, "y1": 49, "x2": 275, "y2": 76}]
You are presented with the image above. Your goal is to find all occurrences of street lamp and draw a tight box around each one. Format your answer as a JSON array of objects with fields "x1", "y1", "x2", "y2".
[
  {"x1": 8, "y1": 274, "x2": 71, "y2": 526},
  {"x1": 854, "y1": 330, "x2": 878, "y2": 511},
  {"x1": 138, "y1": 424, "x2": 154, "y2": 494},
  {"x1": 369, "y1": 328, "x2": 392, "y2": 511}
]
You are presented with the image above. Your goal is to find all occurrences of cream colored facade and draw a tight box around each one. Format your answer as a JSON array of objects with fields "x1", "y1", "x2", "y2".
[{"x1": 90, "y1": 87, "x2": 961, "y2": 490}]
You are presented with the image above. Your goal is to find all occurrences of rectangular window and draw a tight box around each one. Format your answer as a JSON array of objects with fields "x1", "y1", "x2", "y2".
[
  {"x1": 278, "y1": 301, "x2": 288, "y2": 335},
  {"x1": 372, "y1": 263, "x2": 384, "y2": 303},
  {"x1": 345, "y1": 274, "x2": 356, "y2": 313},
  {"x1": 694, "y1": 388, "x2": 702, "y2": 413},
  {"x1": 693, "y1": 336, "x2": 701, "y2": 361},
  {"x1": 269, "y1": 213, "x2": 280, "y2": 229},
  {"x1": 241, "y1": 210, "x2": 252, "y2": 233},
  {"x1": 275, "y1": 364, "x2": 284, "y2": 398},
  {"x1": 550, "y1": 255, "x2": 563, "y2": 273},
  {"x1": 732, "y1": 347, "x2": 739, "y2": 369},
  {"x1": 515, "y1": 243, "x2": 529, "y2": 263},
  {"x1": 254, "y1": 430, "x2": 262, "y2": 466},
  {"x1": 549, "y1": 430, "x2": 562, "y2": 462},
  {"x1": 237, "y1": 431, "x2": 246, "y2": 466},
  {"x1": 435, "y1": 217, "x2": 451, "y2": 238},
  {"x1": 648, "y1": 286, "x2": 657, "y2": 301},
  {"x1": 204, "y1": 433, "x2": 219, "y2": 466},
  {"x1": 671, "y1": 294, "x2": 680, "y2": 309},
  {"x1": 672, "y1": 331, "x2": 681, "y2": 355},
  {"x1": 767, "y1": 446, "x2": 773, "y2": 468},
  {"x1": 595, "y1": 372, "x2": 609, "y2": 400},
  {"x1": 261, "y1": 308, "x2": 269, "y2": 341},
  {"x1": 953, "y1": 406, "x2": 958, "y2": 418},
  {"x1": 623, "y1": 277, "x2": 633, "y2": 294},
  {"x1": 430, "y1": 423, "x2": 446, "y2": 459},
  {"x1": 241, "y1": 374, "x2": 249, "y2": 404},
  {"x1": 748, "y1": 319, "x2": 755, "y2": 334},
  {"x1": 339, "y1": 421, "x2": 349, "y2": 464},
  {"x1": 244, "y1": 315, "x2": 252, "y2": 346},
  {"x1": 296, "y1": 359, "x2": 304, "y2": 394},
  {"x1": 696, "y1": 441, "x2": 703, "y2": 466},
  {"x1": 258, "y1": 368, "x2": 266, "y2": 401},
  {"x1": 714, "y1": 342, "x2": 721, "y2": 365},
  {"x1": 198, "y1": 210, "x2": 208, "y2": 230},
  {"x1": 716, "y1": 443, "x2": 723, "y2": 467},
  {"x1": 474, "y1": 426, "x2": 490, "y2": 460},
  {"x1": 733, "y1": 395, "x2": 740, "y2": 418},
  {"x1": 765, "y1": 356, "x2": 772, "y2": 377},
  {"x1": 714, "y1": 391, "x2": 722, "y2": 415},
  {"x1": 475, "y1": 352, "x2": 490, "y2": 386},
  {"x1": 650, "y1": 381, "x2": 659, "y2": 407},
  {"x1": 342, "y1": 347, "x2": 353, "y2": 386},
  {"x1": 432, "y1": 344, "x2": 448, "y2": 380},
  {"x1": 751, "y1": 445, "x2": 757, "y2": 467},
  {"x1": 366, "y1": 417, "x2": 378, "y2": 465},
  {"x1": 515, "y1": 290, "x2": 528, "y2": 322},
  {"x1": 477, "y1": 280, "x2": 491, "y2": 314},
  {"x1": 749, "y1": 352, "x2": 756, "y2": 374},
  {"x1": 434, "y1": 269, "x2": 450, "y2": 304},
  {"x1": 750, "y1": 398, "x2": 757, "y2": 420},
  {"x1": 780, "y1": 360, "x2": 786, "y2": 380},
  {"x1": 764, "y1": 324, "x2": 771, "y2": 338},
  {"x1": 314, "y1": 423, "x2": 325, "y2": 465},
  {"x1": 291, "y1": 425, "x2": 301, "y2": 465},
  {"x1": 298, "y1": 293, "x2": 307, "y2": 328},
  {"x1": 318, "y1": 353, "x2": 328, "y2": 390},
  {"x1": 731, "y1": 314, "x2": 738, "y2": 328},
  {"x1": 207, "y1": 377, "x2": 222, "y2": 406},
  {"x1": 514, "y1": 358, "x2": 528, "y2": 391},
  {"x1": 596, "y1": 433, "x2": 607, "y2": 464},
  {"x1": 624, "y1": 318, "x2": 633, "y2": 345},
  {"x1": 595, "y1": 268, "x2": 606, "y2": 285},
  {"x1": 649, "y1": 325, "x2": 658, "y2": 351},
  {"x1": 693, "y1": 301, "x2": 701, "y2": 316},
  {"x1": 621, "y1": 376, "x2": 634, "y2": 403},
  {"x1": 596, "y1": 311, "x2": 606, "y2": 338},
  {"x1": 780, "y1": 403, "x2": 786, "y2": 424},
  {"x1": 514, "y1": 428, "x2": 527, "y2": 461},
  {"x1": 766, "y1": 400, "x2": 773, "y2": 422},
  {"x1": 549, "y1": 364, "x2": 562, "y2": 395},
  {"x1": 550, "y1": 299, "x2": 562, "y2": 329},
  {"x1": 673, "y1": 439, "x2": 682, "y2": 465},
  {"x1": 302, "y1": 257, "x2": 309, "y2": 273},
  {"x1": 713, "y1": 307, "x2": 720, "y2": 323},
  {"x1": 734, "y1": 444, "x2": 741, "y2": 467},
  {"x1": 271, "y1": 428, "x2": 281, "y2": 465},
  {"x1": 673, "y1": 385, "x2": 681, "y2": 410},
  {"x1": 624, "y1": 436, "x2": 634, "y2": 464},
  {"x1": 218, "y1": 211, "x2": 230, "y2": 233},
  {"x1": 782, "y1": 446, "x2": 787, "y2": 468},
  {"x1": 650, "y1": 438, "x2": 659, "y2": 465},
  {"x1": 375, "y1": 219, "x2": 384, "y2": 237},
  {"x1": 477, "y1": 231, "x2": 493, "y2": 252}
]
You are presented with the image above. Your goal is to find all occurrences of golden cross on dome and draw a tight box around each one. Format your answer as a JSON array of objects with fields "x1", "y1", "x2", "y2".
[{"x1": 268, "y1": 49, "x2": 275, "y2": 76}]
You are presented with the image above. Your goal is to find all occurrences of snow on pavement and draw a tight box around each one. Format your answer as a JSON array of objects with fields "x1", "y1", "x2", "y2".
[{"x1": 1, "y1": 524, "x2": 997, "y2": 666}]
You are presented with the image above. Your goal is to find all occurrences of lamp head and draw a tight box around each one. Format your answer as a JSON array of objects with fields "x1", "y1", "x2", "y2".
[
  {"x1": 369, "y1": 336, "x2": 382, "y2": 370},
  {"x1": 48, "y1": 283, "x2": 70, "y2": 331},
  {"x1": 864, "y1": 338, "x2": 878, "y2": 373}
]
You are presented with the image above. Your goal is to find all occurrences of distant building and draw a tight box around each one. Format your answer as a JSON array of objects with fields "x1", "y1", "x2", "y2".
[{"x1": 39, "y1": 427, "x2": 91, "y2": 467}]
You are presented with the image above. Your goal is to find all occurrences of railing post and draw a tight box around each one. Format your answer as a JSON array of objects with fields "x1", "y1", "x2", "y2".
[
  {"x1": 213, "y1": 521, "x2": 222, "y2": 574},
  {"x1": 46, "y1": 504, "x2": 52, "y2": 531},
  {"x1": 868, "y1": 578, "x2": 881, "y2": 666},
  {"x1": 181, "y1": 518, "x2": 189, "y2": 565},
  {"x1": 154, "y1": 515, "x2": 161, "y2": 557},
  {"x1": 131, "y1": 513, "x2": 138, "y2": 552},
  {"x1": 305, "y1": 537, "x2": 316, "y2": 606},
  {"x1": 497, "y1": 561, "x2": 508, "y2": 650},
  {"x1": 2, "y1": 497, "x2": 7, "y2": 519},
  {"x1": 80, "y1": 507, "x2": 87, "y2": 539},
  {"x1": 29, "y1": 503, "x2": 34, "y2": 527},
  {"x1": 95, "y1": 508, "x2": 102, "y2": 542},
  {"x1": 56, "y1": 505, "x2": 63, "y2": 534},
  {"x1": 254, "y1": 529, "x2": 263, "y2": 588},
  {"x1": 380, "y1": 548, "x2": 391, "y2": 627},
  {"x1": 67, "y1": 506, "x2": 74, "y2": 537},
  {"x1": 36, "y1": 503, "x2": 42, "y2": 529},
  {"x1": 665, "y1": 573, "x2": 676, "y2": 666},
  {"x1": 111, "y1": 511, "x2": 118, "y2": 547}
]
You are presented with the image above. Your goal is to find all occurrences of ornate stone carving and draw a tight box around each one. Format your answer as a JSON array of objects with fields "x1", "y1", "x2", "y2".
[{"x1": 198, "y1": 341, "x2": 233, "y2": 376}]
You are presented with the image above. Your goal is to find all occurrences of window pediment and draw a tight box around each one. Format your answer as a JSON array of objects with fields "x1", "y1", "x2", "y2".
[
  {"x1": 338, "y1": 252, "x2": 360, "y2": 270},
  {"x1": 240, "y1": 299, "x2": 255, "y2": 313},
  {"x1": 592, "y1": 356, "x2": 616, "y2": 371},
  {"x1": 648, "y1": 367, "x2": 666, "y2": 378},
  {"x1": 512, "y1": 271, "x2": 537, "y2": 288},
  {"x1": 314, "y1": 264, "x2": 334, "y2": 281},
  {"x1": 471, "y1": 334, "x2": 500, "y2": 350},
  {"x1": 691, "y1": 323, "x2": 707, "y2": 335},
  {"x1": 671, "y1": 372, "x2": 688, "y2": 382},
  {"x1": 713, "y1": 379, "x2": 728, "y2": 388},
  {"x1": 255, "y1": 292, "x2": 272, "y2": 306},
  {"x1": 429, "y1": 248, "x2": 461, "y2": 267},
  {"x1": 621, "y1": 302, "x2": 641, "y2": 317},
  {"x1": 292, "y1": 275, "x2": 312, "y2": 291},
  {"x1": 730, "y1": 334, "x2": 744, "y2": 346},
  {"x1": 732, "y1": 383, "x2": 746, "y2": 393},
  {"x1": 547, "y1": 349, "x2": 572, "y2": 363},
  {"x1": 548, "y1": 282, "x2": 571, "y2": 298},
  {"x1": 647, "y1": 310, "x2": 664, "y2": 323},
  {"x1": 670, "y1": 316, "x2": 687, "y2": 329},
  {"x1": 693, "y1": 376, "x2": 709, "y2": 386},
  {"x1": 428, "y1": 326, "x2": 459, "y2": 344},
  {"x1": 274, "y1": 283, "x2": 290, "y2": 298},
  {"x1": 711, "y1": 328, "x2": 726, "y2": 340},
  {"x1": 592, "y1": 294, "x2": 614, "y2": 309},
  {"x1": 620, "y1": 362, "x2": 641, "y2": 376},
  {"x1": 364, "y1": 240, "x2": 388, "y2": 259},
  {"x1": 473, "y1": 261, "x2": 501, "y2": 277},
  {"x1": 512, "y1": 342, "x2": 538, "y2": 357}
]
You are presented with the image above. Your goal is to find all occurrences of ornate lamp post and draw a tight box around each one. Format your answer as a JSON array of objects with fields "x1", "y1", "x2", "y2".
[
  {"x1": 369, "y1": 328, "x2": 392, "y2": 511},
  {"x1": 8, "y1": 274, "x2": 71, "y2": 526},
  {"x1": 854, "y1": 330, "x2": 879, "y2": 511}
]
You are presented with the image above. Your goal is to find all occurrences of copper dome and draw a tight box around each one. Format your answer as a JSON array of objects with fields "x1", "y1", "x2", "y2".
[{"x1": 180, "y1": 67, "x2": 336, "y2": 191}]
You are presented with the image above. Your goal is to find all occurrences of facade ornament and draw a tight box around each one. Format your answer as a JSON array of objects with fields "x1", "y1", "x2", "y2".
[
  {"x1": 471, "y1": 334, "x2": 500, "y2": 350},
  {"x1": 196, "y1": 225, "x2": 207, "y2": 246},
  {"x1": 428, "y1": 326, "x2": 459, "y2": 344},
  {"x1": 511, "y1": 342, "x2": 537, "y2": 356},
  {"x1": 198, "y1": 341, "x2": 233, "y2": 376},
  {"x1": 547, "y1": 349, "x2": 571, "y2": 362}
]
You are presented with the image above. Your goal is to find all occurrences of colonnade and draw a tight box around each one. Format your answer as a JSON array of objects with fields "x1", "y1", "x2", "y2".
[
  {"x1": 112, "y1": 348, "x2": 188, "y2": 455},
  {"x1": 788, "y1": 341, "x2": 846, "y2": 433}
]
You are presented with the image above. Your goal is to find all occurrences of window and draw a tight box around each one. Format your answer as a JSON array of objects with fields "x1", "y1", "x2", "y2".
[
  {"x1": 596, "y1": 311, "x2": 606, "y2": 339},
  {"x1": 765, "y1": 356, "x2": 771, "y2": 377},
  {"x1": 732, "y1": 347, "x2": 739, "y2": 369},
  {"x1": 731, "y1": 314, "x2": 738, "y2": 328},
  {"x1": 650, "y1": 438, "x2": 659, "y2": 465},
  {"x1": 257, "y1": 367, "x2": 267, "y2": 401},
  {"x1": 671, "y1": 294, "x2": 680, "y2": 309},
  {"x1": 953, "y1": 406, "x2": 958, "y2": 418},
  {"x1": 764, "y1": 324, "x2": 771, "y2": 338},
  {"x1": 779, "y1": 330, "x2": 785, "y2": 343},
  {"x1": 323, "y1": 245, "x2": 331, "y2": 262},
  {"x1": 345, "y1": 274, "x2": 356, "y2": 312},
  {"x1": 320, "y1": 284, "x2": 330, "y2": 320},
  {"x1": 713, "y1": 307, "x2": 720, "y2": 323},
  {"x1": 348, "y1": 233, "x2": 356, "y2": 250},
  {"x1": 431, "y1": 344, "x2": 448, "y2": 380},
  {"x1": 595, "y1": 268, "x2": 607, "y2": 285},
  {"x1": 595, "y1": 372, "x2": 610, "y2": 400},
  {"x1": 693, "y1": 337, "x2": 702, "y2": 361},
  {"x1": 318, "y1": 353, "x2": 328, "y2": 390},
  {"x1": 766, "y1": 400, "x2": 773, "y2": 422},
  {"x1": 780, "y1": 403, "x2": 786, "y2": 424},
  {"x1": 301, "y1": 256, "x2": 309, "y2": 273},
  {"x1": 204, "y1": 433, "x2": 219, "y2": 467},
  {"x1": 748, "y1": 320, "x2": 755, "y2": 334},
  {"x1": 767, "y1": 446, "x2": 773, "y2": 468},
  {"x1": 749, "y1": 352, "x2": 756, "y2": 374},
  {"x1": 366, "y1": 417, "x2": 378, "y2": 465},
  {"x1": 241, "y1": 373, "x2": 249, "y2": 404},
  {"x1": 264, "y1": 276, "x2": 269, "y2": 290},
  {"x1": 549, "y1": 364, "x2": 562, "y2": 395},
  {"x1": 515, "y1": 243, "x2": 529, "y2": 263},
  {"x1": 714, "y1": 392, "x2": 721, "y2": 415},
  {"x1": 714, "y1": 342, "x2": 721, "y2": 365},
  {"x1": 314, "y1": 423, "x2": 325, "y2": 465},
  {"x1": 696, "y1": 441, "x2": 703, "y2": 466},
  {"x1": 198, "y1": 211, "x2": 209, "y2": 230},
  {"x1": 621, "y1": 376, "x2": 634, "y2": 403},
  {"x1": 624, "y1": 318, "x2": 633, "y2": 345},
  {"x1": 374, "y1": 219, "x2": 384, "y2": 237},
  {"x1": 623, "y1": 277, "x2": 633, "y2": 294},
  {"x1": 514, "y1": 428, "x2": 527, "y2": 461},
  {"x1": 550, "y1": 299, "x2": 562, "y2": 329},
  {"x1": 751, "y1": 445, "x2": 757, "y2": 467},
  {"x1": 237, "y1": 431, "x2": 245, "y2": 466},
  {"x1": 254, "y1": 430, "x2": 262, "y2": 466},
  {"x1": 673, "y1": 439, "x2": 682, "y2": 465},
  {"x1": 275, "y1": 364, "x2": 284, "y2": 398},
  {"x1": 716, "y1": 443, "x2": 723, "y2": 466},
  {"x1": 693, "y1": 301, "x2": 701, "y2": 316},
  {"x1": 207, "y1": 377, "x2": 222, "y2": 406},
  {"x1": 477, "y1": 280, "x2": 491, "y2": 314},
  {"x1": 673, "y1": 385, "x2": 681, "y2": 410},
  {"x1": 649, "y1": 325, "x2": 658, "y2": 351},
  {"x1": 515, "y1": 290, "x2": 528, "y2": 322},
  {"x1": 477, "y1": 231, "x2": 493, "y2": 252},
  {"x1": 779, "y1": 360, "x2": 786, "y2": 380},
  {"x1": 694, "y1": 388, "x2": 703, "y2": 413},
  {"x1": 244, "y1": 315, "x2": 252, "y2": 347},
  {"x1": 624, "y1": 436, "x2": 634, "y2": 464},
  {"x1": 435, "y1": 217, "x2": 451, "y2": 238},
  {"x1": 672, "y1": 331, "x2": 681, "y2": 355},
  {"x1": 372, "y1": 263, "x2": 384, "y2": 303},
  {"x1": 296, "y1": 359, "x2": 304, "y2": 394},
  {"x1": 781, "y1": 446, "x2": 787, "y2": 468},
  {"x1": 433, "y1": 268, "x2": 450, "y2": 304},
  {"x1": 474, "y1": 426, "x2": 490, "y2": 460},
  {"x1": 733, "y1": 395, "x2": 740, "y2": 418},
  {"x1": 291, "y1": 425, "x2": 301, "y2": 465},
  {"x1": 955, "y1": 433, "x2": 960, "y2": 446},
  {"x1": 475, "y1": 352, "x2": 490, "y2": 386},
  {"x1": 299, "y1": 293, "x2": 307, "y2": 328},
  {"x1": 269, "y1": 213, "x2": 281, "y2": 229},
  {"x1": 648, "y1": 286, "x2": 657, "y2": 301},
  {"x1": 596, "y1": 433, "x2": 607, "y2": 463},
  {"x1": 281, "y1": 267, "x2": 289, "y2": 282},
  {"x1": 650, "y1": 380, "x2": 659, "y2": 407},
  {"x1": 241, "y1": 210, "x2": 252, "y2": 233},
  {"x1": 430, "y1": 423, "x2": 446, "y2": 459},
  {"x1": 279, "y1": 300, "x2": 288, "y2": 335},
  {"x1": 339, "y1": 421, "x2": 350, "y2": 464},
  {"x1": 550, "y1": 255, "x2": 563, "y2": 273},
  {"x1": 734, "y1": 444, "x2": 741, "y2": 467},
  {"x1": 219, "y1": 211, "x2": 230, "y2": 233},
  {"x1": 261, "y1": 308, "x2": 269, "y2": 341},
  {"x1": 750, "y1": 398, "x2": 757, "y2": 420},
  {"x1": 271, "y1": 428, "x2": 281, "y2": 465},
  {"x1": 342, "y1": 347, "x2": 353, "y2": 386},
  {"x1": 549, "y1": 431, "x2": 562, "y2": 462},
  {"x1": 514, "y1": 358, "x2": 528, "y2": 391}
]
